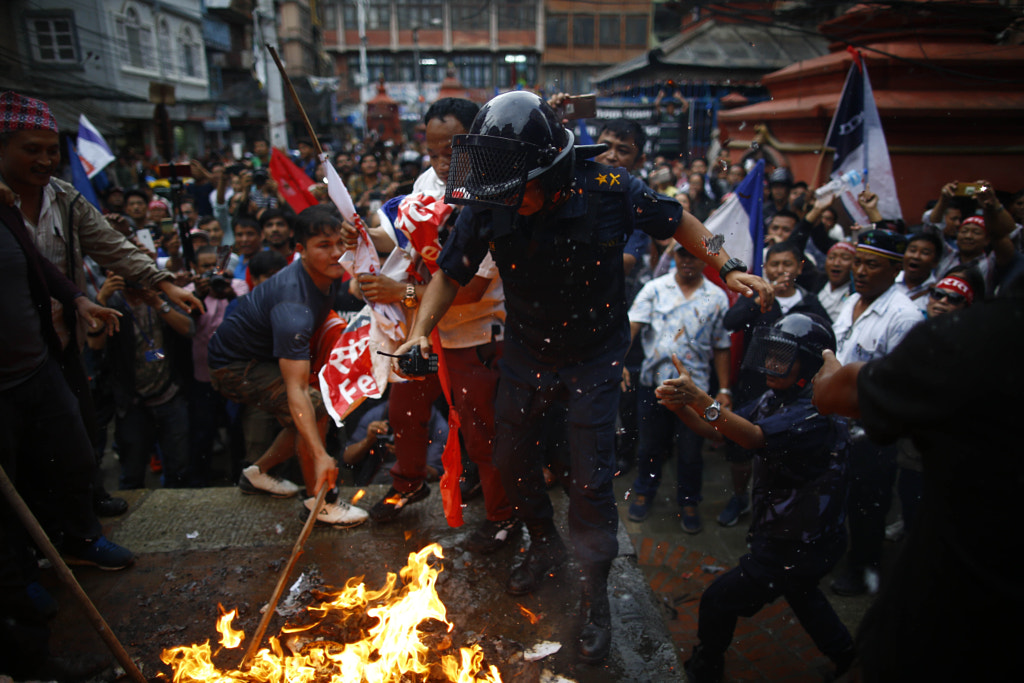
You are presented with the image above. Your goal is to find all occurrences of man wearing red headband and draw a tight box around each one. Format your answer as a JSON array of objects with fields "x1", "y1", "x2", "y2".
[{"x1": 931, "y1": 182, "x2": 1017, "y2": 295}]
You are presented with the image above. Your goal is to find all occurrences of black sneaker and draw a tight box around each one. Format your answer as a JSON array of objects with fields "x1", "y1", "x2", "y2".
[
  {"x1": 368, "y1": 484, "x2": 430, "y2": 523},
  {"x1": 464, "y1": 518, "x2": 521, "y2": 554}
]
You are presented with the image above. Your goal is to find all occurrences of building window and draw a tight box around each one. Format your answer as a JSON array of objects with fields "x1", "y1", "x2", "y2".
[
  {"x1": 546, "y1": 13, "x2": 567, "y2": 47},
  {"x1": 497, "y1": 53, "x2": 536, "y2": 90},
  {"x1": 342, "y1": 0, "x2": 390, "y2": 30},
  {"x1": 396, "y1": 0, "x2": 442, "y2": 29},
  {"x1": 455, "y1": 54, "x2": 492, "y2": 89},
  {"x1": 452, "y1": 2, "x2": 487, "y2": 31},
  {"x1": 599, "y1": 15, "x2": 620, "y2": 48},
  {"x1": 573, "y1": 15, "x2": 594, "y2": 48},
  {"x1": 27, "y1": 14, "x2": 79, "y2": 64},
  {"x1": 498, "y1": 1, "x2": 536, "y2": 31},
  {"x1": 180, "y1": 26, "x2": 201, "y2": 78},
  {"x1": 158, "y1": 19, "x2": 175, "y2": 76},
  {"x1": 114, "y1": 5, "x2": 155, "y2": 70},
  {"x1": 625, "y1": 14, "x2": 648, "y2": 47}
]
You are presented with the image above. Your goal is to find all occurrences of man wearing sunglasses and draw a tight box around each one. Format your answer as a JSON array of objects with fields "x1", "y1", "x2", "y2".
[{"x1": 829, "y1": 229, "x2": 923, "y2": 597}]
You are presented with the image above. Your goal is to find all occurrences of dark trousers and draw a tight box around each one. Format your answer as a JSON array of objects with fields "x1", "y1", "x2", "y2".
[
  {"x1": 188, "y1": 381, "x2": 227, "y2": 486},
  {"x1": 115, "y1": 393, "x2": 189, "y2": 489},
  {"x1": 697, "y1": 534, "x2": 852, "y2": 662},
  {"x1": 389, "y1": 342, "x2": 510, "y2": 522},
  {"x1": 0, "y1": 357, "x2": 102, "y2": 546},
  {"x1": 493, "y1": 337, "x2": 622, "y2": 564},
  {"x1": 616, "y1": 363, "x2": 641, "y2": 461},
  {"x1": 846, "y1": 436, "x2": 898, "y2": 570},
  {"x1": 632, "y1": 384, "x2": 705, "y2": 506}
]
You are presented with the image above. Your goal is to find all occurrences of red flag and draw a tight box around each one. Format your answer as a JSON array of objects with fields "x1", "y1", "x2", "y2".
[
  {"x1": 269, "y1": 148, "x2": 317, "y2": 213},
  {"x1": 318, "y1": 318, "x2": 383, "y2": 425}
]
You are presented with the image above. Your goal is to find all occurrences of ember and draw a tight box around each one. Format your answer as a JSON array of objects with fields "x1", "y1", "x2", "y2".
[{"x1": 160, "y1": 544, "x2": 502, "y2": 682}]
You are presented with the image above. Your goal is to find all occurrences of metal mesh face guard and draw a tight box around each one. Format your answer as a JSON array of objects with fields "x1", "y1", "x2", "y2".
[
  {"x1": 445, "y1": 134, "x2": 535, "y2": 210},
  {"x1": 742, "y1": 326, "x2": 800, "y2": 378}
]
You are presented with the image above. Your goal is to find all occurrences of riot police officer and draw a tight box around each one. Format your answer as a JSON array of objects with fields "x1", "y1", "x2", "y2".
[{"x1": 391, "y1": 91, "x2": 772, "y2": 663}]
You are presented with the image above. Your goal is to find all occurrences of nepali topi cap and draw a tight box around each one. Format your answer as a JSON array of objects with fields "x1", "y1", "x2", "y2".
[{"x1": 0, "y1": 91, "x2": 58, "y2": 134}]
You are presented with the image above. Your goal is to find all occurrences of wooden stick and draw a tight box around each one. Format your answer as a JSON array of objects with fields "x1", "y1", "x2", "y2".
[
  {"x1": 267, "y1": 45, "x2": 324, "y2": 159},
  {"x1": 239, "y1": 483, "x2": 329, "y2": 669},
  {"x1": 0, "y1": 464, "x2": 146, "y2": 683}
]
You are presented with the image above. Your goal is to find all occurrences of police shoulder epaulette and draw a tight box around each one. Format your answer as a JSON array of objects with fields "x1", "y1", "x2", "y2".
[{"x1": 580, "y1": 159, "x2": 628, "y2": 193}]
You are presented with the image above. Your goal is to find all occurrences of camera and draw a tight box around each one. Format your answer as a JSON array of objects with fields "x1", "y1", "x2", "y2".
[
  {"x1": 376, "y1": 346, "x2": 438, "y2": 377},
  {"x1": 376, "y1": 427, "x2": 395, "y2": 445},
  {"x1": 252, "y1": 169, "x2": 269, "y2": 187},
  {"x1": 200, "y1": 269, "x2": 232, "y2": 296}
]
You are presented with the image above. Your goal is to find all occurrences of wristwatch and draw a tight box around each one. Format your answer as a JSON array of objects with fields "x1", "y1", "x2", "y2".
[
  {"x1": 719, "y1": 257, "x2": 748, "y2": 281},
  {"x1": 158, "y1": 302, "x2": 172, "y2": 314},
  {"x1": 402, "y1": 284, "x2": 419, "y2": 309},
  {"x1": 703, "y1": 399, "x2": 722, "y2": 423}
]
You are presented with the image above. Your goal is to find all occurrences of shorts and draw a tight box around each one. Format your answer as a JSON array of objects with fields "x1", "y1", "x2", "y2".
[{"x1": 209, "y1": 360, "x2": 326, "y2": 425}]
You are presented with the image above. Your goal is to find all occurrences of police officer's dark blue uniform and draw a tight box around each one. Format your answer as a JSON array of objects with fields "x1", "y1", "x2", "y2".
[
  {"x1": 400, "y1": 91, "x2": 772, "y2": 664},
  {"x1": 657, "y1": 313, "x2": 856, "y2": 682}
]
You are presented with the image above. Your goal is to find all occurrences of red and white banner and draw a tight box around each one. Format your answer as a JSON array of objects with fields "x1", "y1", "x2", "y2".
[{"x1": 318, "y1": 310, "x2": 387, "y2": 426}]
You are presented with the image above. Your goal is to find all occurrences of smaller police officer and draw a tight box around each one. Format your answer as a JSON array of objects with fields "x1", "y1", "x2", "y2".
[
  {"x1": 391, "y1": 91, "x2": 772, "y2": 664},
  {"x1": 658, "y1": 313, "x2": 855, "y2": 682}
]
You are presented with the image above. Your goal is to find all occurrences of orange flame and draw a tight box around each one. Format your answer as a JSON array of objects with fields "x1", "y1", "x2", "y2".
[
  {"x1": 351, "y1": 489, "x2": 366, "y2": 504},
  {"x1": 215, "y1": 604, "x2": 244, "y2": 649},
  {"x1": 160, "y1": 543, "x2": 502, "y2": 682},
  {"x1": 517, "y1": 604, "x2": 541, "y2": 625}
]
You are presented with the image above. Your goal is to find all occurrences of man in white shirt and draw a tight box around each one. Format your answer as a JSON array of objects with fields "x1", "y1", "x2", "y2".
[{"x1": 830, "y1": 230, "x2": 922, "y2": 597}]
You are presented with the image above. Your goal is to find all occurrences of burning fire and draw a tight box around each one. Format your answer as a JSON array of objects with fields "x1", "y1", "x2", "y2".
[{"x1": 160, "y1": 544, "x2": 502, "y2": 682}]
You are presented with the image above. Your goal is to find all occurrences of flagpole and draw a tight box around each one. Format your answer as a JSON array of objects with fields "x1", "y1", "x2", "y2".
[{"x1": 266, "y1": 45, "x2": 324, "y2": 159}]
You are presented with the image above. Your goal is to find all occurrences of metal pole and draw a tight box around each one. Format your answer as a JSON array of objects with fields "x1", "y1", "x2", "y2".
[{"x1": 257, "y1": 0, "x2": 288, "y2": 150}]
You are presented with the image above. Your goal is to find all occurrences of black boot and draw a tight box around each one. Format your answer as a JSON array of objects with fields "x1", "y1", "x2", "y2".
[
  {"x1": 506, "y1": 521, "x2": 567, "y2": 596},
  {"x1": 578, "y1": 561, "x2": 612, "y2": 664},
  {"x1": 683, "y1": 645, "x2": 724, "y2": 683}
]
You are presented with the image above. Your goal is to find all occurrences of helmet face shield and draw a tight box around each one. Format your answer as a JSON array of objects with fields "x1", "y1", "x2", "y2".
[
  {"x1": 743, "y1": 326, "x2": 800, "y2": 378},
  {"x1": 446, "y1": 134, "x2": 532, "y2": 209}
]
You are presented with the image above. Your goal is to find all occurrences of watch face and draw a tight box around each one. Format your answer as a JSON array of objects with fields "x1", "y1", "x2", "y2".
[{"x1": 705, "y1": 403, "x2": 721, "y2": 421}]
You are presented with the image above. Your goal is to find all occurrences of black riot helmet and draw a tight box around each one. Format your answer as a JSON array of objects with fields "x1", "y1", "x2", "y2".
[
  {"x1": 445, "y1": 91, "x2": 575, "y2": 211},
  {"x1": 742, "y1": 312, "x2": 836, "y2": 383}
]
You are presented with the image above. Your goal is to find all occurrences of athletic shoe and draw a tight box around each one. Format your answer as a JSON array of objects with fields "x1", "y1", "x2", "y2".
[
  {"x1": 680, "y1": 505, "x2": 703, "y2": 534},
  {"x1": 239, "y1": 465, "x2": 301, "y2": 498},
  {"x1": 716, "y1": 494, "x2": 751, "y2": 527},
  {"x1": 303, "y1": 497, "x2": 368, "y2": 528},
  {"x1": 464, "y1": 518, "x2": 521, "y2": 554},
  {"x1": 627, "y1": 494, "x2": 653, "y2": 522},
  {"x1": 368, "y1": 484, "x2": 430, "y2": 523},
  {"x1": 62, "y1": 536, "x2": 134, "y2": 571}
]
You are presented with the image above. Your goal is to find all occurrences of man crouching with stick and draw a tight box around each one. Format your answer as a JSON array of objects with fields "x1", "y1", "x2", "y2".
[{"x1": 208, "y1": 205, "x2": 368, "y2": 527}]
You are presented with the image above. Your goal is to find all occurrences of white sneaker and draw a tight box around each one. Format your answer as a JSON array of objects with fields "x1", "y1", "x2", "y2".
[
  {"x1": 304, "y1": 496, "x2": 368, "y2": 528},
  {"x1": 239, "y1": 465, "x2": 301, "y2": 498}
]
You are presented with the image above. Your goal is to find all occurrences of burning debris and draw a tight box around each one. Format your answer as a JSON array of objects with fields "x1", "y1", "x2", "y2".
[{"x1": 159, "y1": 544, "x2": 502, "y2": 682}]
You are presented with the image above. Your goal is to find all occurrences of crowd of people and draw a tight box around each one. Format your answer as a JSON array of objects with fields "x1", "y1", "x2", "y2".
[{"x1": 1, "y1": 85, "x2": 1021, "y2": 680}]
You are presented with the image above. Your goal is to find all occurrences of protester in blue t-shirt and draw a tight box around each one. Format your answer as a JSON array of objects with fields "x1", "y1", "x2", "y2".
[
  {"x1": 208, "y1": 205, "x2": 369, "y2": 528},
  {"x1": 657, "y1": 313, "x2": 855, "y2": 683}
]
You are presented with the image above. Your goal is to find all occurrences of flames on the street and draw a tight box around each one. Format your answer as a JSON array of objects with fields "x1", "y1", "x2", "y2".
[{"x1": 160, "y1": 544, "x2": 502, "y2": 682}]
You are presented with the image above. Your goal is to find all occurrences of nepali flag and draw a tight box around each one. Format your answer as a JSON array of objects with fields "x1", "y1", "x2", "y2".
[
  {"x1": 269, "y1": 147, "x2": 317, "y2": 213},
  {"x1": 824, "y1": 51, "x2": 902, "y2": 223},
  {"x1": 76, "y1": 115, "x2": 115, "y2": 179},
  {"x1": 66, "y1": 138, "x2": 101, "y2": 210},
  {"x1": 704, "y1": 159, "x2": 765, "y2": 278}
]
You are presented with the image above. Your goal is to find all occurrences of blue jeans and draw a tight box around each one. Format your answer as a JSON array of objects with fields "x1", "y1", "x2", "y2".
[
  {"x1": 631, "y1": 384, "x2": 705, "y2": 506},
  {"x1": 115, "y1": 393, "x2": 190, "y2": 489}
]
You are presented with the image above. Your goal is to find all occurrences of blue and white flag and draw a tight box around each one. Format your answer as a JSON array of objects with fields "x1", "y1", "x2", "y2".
[
  {"x1": 705, "y1": 159, "x2": 765, "y2": 276},
  {"x1": 824, "y1": 53, "x2": 902, "y2": 223},
  {"x1": 75, "y1": 115, "x2": 114, "y2": 179},
  {"x1": 66, "y1": 138, "x2": 101, "y2": 210}
]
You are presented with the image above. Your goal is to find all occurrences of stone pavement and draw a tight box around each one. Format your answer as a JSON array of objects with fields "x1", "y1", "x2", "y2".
[
  {"x1": 613, "y1": 440, "x2": 881, "y2": 682},
  {"x1": 58, "y1": 436, "x2": 888, "y2": 682}
]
